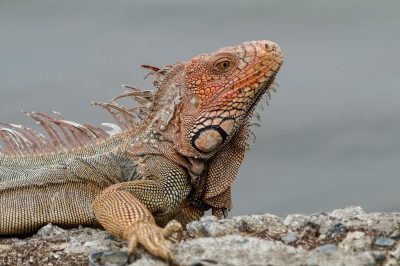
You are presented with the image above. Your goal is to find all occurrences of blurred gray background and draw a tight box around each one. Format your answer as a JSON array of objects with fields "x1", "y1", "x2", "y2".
[{"x1": 1, "y1": 1, "x2": 399, "y2": 218}]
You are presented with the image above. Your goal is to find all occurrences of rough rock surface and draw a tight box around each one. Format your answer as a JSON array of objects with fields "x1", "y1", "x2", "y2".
[{"x1": 1, "y1": 206, "x2": 400, "y2": 265}]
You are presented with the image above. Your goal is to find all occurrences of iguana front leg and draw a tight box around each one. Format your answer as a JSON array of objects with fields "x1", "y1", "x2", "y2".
[
  {"x1": 92, "y1": 156, "x2": 191, "y2": 261},
  {"x1": 92, "y1": 184, "x2": 182, "y2": 261}
]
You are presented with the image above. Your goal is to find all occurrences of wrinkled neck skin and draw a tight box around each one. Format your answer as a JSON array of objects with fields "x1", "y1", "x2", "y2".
[
  {"x1": 126, "y1": 71, "x2": 245, "y2": 213},
  {"x1": 127, "y1": 63, "x2": 209, "y2": 184},
  {"x1": 127, "y1": 73, "x2": 248, "y2": 197}
]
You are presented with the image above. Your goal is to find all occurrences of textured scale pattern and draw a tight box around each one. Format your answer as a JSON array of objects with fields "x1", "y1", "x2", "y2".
[{"x1": 0, "y1": 40, "x2": 283, "y2": 261}]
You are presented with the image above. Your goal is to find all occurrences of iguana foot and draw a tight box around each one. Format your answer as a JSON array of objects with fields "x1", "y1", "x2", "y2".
[
  {"x1": 124, "y1": 219, "x2": 182, "y2": 262},
  {"x1": 163, "y1": 219, "x2": 183, "y2": 243}
]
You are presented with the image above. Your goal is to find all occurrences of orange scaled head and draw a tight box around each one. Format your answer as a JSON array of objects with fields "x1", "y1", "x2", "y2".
[{"x1": 175, "y1": 40, "x2": 284, "y2": 158}]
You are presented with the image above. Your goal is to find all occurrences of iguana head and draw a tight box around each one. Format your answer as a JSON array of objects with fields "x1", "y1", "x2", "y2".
[{"x1": 173, "y1": 40, "x2": 283, "y2": 159}]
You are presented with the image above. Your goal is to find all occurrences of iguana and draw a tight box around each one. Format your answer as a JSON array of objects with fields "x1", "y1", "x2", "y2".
[{"x1": 0, "y1": 40, "x2": 283, "y2": 262}]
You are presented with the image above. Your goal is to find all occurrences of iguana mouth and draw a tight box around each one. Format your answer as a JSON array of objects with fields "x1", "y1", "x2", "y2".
[
  {"x1": 247, "y1": 52, "x2": 283, "y2": 118},
  {"x1": 241, "y1": 69, "x2": 283, "y2": 142},
  {"x1": 248, "y1": 76, "x2": 280, "y2": 119},
  {"x1": 241, "y1": 56, "x2": 283, "y2": 147}
]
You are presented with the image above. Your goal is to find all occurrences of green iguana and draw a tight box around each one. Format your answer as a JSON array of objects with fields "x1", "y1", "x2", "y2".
[{"x1": 0, "y1": 40, "x2": 283, "y2": 262}]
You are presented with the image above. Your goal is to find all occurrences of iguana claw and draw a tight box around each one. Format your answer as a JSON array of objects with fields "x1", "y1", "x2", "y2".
[{"x1": 125, "y1": 220, "x2": 182, "y2": 262}]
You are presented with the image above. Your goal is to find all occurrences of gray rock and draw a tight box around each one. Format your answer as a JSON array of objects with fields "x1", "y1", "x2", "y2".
[
  {"x1": 385, "y1": 258, "x2": 398, "y2": 266},
  {"x1": 369, "y1": 214, "x2": 399, "y2": 236},
  {"x1": 390, "y1": 230, "x2": 400, "y2": 239},
  {"x1": 36, "y1": 223, "x2": 70, "y2": 243},
  {"x1": 281, "y1": 232, "x2": 297, "y2": 244},
  {"x1": 2, "y1": 206, "x2": 400, "y2": 265},
  {"x1": 233, "y1": 213, "x2": 284, "y2": 234},
  {"x1": 338, "y1": 231, "x2": 372, "y2": 252},
  {"x1": 14, "y1": 241, "x2": 28, "y2": 246},
  {"x1": 370, "y1": 251, "x2": 386, "y2": 262},
  {"x1": 375, "y1": 237, "x2": 395, "y2": 247},
  {"x1": 327, "y1": 223, "x2": 347, "y2": 236},
  {"x1": 100, "y1": 251, "x2": 128, "y2": 266},
  {"x1": 186, "y1": 213, "x2": 285, "y2": 238},
  {"x1": 283, "y1": 214, "x2": 309, "y2": 230},
  {"x1": 390, "y1": 242, "x2": 400, "y2": 259},
  {"x1": 235, "y1": 238, "x2": 249, "y2": 244},
  {"x1": 173, "y1": 235, "x2": 379, "y2": 266},
  {"x1": 315, "y1": 244, "x2": 337, "y2": 253},
  {"x1": 186, "y1": 216, "x2": 234, "y2": 238}
]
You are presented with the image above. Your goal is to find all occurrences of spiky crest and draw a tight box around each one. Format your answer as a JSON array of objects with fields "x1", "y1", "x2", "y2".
[
  {"x1": 0, "y1": 61, "x2": 191, "y2": 157},
  {"x1": 0, "y1": 89, "x2": 151, "y2": 157}
]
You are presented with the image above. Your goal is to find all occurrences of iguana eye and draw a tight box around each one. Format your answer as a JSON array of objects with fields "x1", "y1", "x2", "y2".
[{"x1": 216, "y1": 61, "x2": 231, "y2": 71}]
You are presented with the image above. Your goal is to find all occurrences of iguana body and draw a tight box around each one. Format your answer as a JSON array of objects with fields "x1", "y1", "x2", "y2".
[{"x1": 0, "y1": 41, "x2": 283, "y2": 261}]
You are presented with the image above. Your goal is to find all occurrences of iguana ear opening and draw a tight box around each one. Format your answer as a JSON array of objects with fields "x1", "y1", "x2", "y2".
[
  {"x1": 190, "y1": 117, "x2": 236, "y2": 153},
  {"x1": 191, "y1": 126, "x2": 226, "y2": 153}
]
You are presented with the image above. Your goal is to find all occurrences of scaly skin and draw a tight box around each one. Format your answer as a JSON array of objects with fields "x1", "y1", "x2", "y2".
[{"x1": 0, "y1": 40, "x2": 283, "y2": 261}]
